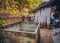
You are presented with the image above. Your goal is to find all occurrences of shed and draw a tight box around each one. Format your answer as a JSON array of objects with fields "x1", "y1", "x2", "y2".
[{"x1": 29, "y1": 0, "x2": 56, "y2": 28}]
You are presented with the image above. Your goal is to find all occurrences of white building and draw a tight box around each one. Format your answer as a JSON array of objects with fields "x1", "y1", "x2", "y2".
[
  {"x1": 43, "y1": 0, "x2": 50, "y2": 2},
  {"x1": 29, "y1": 0, "x2": 55, "y2": 28}
]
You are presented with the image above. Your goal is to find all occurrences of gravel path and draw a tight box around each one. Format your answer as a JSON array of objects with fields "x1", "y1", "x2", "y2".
[{"x1": 40, "y1": 28, "x2": 53, "y2": 43}]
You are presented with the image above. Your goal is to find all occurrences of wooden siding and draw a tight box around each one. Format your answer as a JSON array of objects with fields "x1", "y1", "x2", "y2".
[{"x1": 34, "y1": 8, "x2": 51, "y2": 28}]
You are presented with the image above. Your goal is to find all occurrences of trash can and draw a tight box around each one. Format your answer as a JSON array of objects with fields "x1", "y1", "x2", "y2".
[{"x1": 52, "y1": 29, "x2": 60, "y2": 43}]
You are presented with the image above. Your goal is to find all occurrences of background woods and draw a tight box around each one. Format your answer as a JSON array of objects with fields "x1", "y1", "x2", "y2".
[{"x1": 0, "y1": 0, "x2": 42, "y2": 16}]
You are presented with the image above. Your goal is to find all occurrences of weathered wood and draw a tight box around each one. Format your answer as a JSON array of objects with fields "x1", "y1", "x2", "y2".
[{"x1": 0, "y1": 22, "x2": 40, "y2": 43}]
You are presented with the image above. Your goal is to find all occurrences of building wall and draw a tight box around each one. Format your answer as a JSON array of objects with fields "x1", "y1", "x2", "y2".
[
  {"x1": 43, "y1": 0, "x2": 50, "y2": 2},
  {"x1": 40, "y1": 8, "x2": 46, "y2": 24},
  {"x1": 45, "y1": 8, "x2": 51, "y2": 25},
  {"x1": 34, "y1": 7, "x2": 51, "y2": 26},
  {"x1": 34, "y1": 11, "x2": 41, "y2": 23}
]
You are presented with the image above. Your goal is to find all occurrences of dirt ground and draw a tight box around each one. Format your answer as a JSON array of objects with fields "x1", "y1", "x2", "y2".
[{"x1": 40, "y1": 28, "x2": 53, "y2": 43}]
